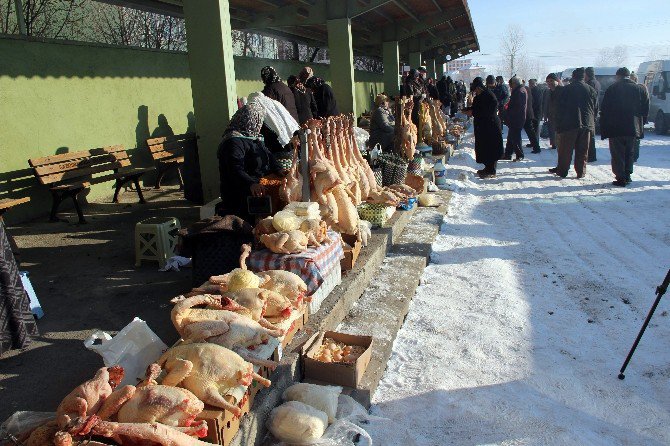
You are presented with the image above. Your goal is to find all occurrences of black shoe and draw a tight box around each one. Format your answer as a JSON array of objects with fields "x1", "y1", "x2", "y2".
[
  {"x1": 556, "y1": 172, "x2": 567, "y2": 178},
  {"x1": 612, "y1": 180, "x2": 627, "y2": 187},
  {"x1": 548, "y1": 168, "x2": 557, "y2": 173},
  {"x1": 531, "y1": 149, "x2": 541, "y2": 154},
  {"x1": 513, "y1": 156, "x2": 524, "y2": 162},
  {"x1": 476, "y1": 169, "x2": 485, "y2": 175},
  {"x1": 478, "y1": 171, "x2": 496, "y2": 179},
  {"x1": 576, "y1": 174, "x2": 585, "y2": 179},
  {"x1": 625, "y1": 177, "x2": 632, "y2": 184},
  {"x1": 501, "y1": 155, "x2": 512, "y2": 160},
  {"x1": 525, "y1": 143, "x2": 533, "y2": 147}
]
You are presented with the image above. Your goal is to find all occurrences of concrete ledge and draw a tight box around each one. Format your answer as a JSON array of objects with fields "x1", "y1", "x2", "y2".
[{"x1": 232, "y1": 196, "x2": 449, "y2": 446}]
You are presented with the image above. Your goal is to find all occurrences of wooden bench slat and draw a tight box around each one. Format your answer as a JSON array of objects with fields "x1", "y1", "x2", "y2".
[
  {"x1": 33, "y1": 156, "x2": 129, "y2": 178},
  {"x1": 151, "y1": 150, "x2": 185, "y2": 161},
  {"x1": 0, "y1": 197, "x2": 30, "y2": 211},
  {"x1": 146, "y1": 133, "x2": 196, "y2": 146},
  {"x1": 29, "y1": 145, "x2": 125, "y2": 167},
  {"x1": 38, "y1": 161, "x2": 129, "y2": 185}
]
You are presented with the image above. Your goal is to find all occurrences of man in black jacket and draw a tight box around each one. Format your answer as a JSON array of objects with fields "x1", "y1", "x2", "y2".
[
  {"x1": 585, "y1": 67, "x2": 601, "y2": 162},
  {"x1": 554, "y1": 68, "x2": 598, "y2": 178},
  {"x1": 503, "y1": 76, "x2": 528, "y2": 161},
  {"x1": 527, "y1": 79, "x2": 543, "y2": 150},
  {"x1": 523, "y1": 81, "x2": 541, "y2": 153},
  {"x1": 600, "y1": 67, "x2": 650, "y2": 186}
]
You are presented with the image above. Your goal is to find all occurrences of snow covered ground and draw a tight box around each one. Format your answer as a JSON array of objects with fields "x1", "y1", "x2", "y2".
[{"x1": 367, "y1": 131, "x2": 670, "y2": 445}]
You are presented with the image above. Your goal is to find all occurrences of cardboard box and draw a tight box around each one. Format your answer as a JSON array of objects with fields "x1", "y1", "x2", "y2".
[
  {"x1": 272, "y1": 306, "x2": 308, "y2": 362},
  {"x1": 302, "y1": 331, "x2": 373, "y2": 388},
  {"x1": 340, "y1": 233, "x2": 362, "y2": 271},
  {"x1": 197, "y1": 391, "x2": 251, "y2": 446}
]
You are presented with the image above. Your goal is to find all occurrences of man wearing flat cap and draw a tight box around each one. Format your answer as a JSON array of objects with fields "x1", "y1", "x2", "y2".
[{"x1": 599, "y1": 67, "x2": 650, "y2": 187}]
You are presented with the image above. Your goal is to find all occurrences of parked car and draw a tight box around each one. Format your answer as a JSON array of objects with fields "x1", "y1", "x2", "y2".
[{"x1": 637, "y1": 60, "x2": 670, "y2": 134}]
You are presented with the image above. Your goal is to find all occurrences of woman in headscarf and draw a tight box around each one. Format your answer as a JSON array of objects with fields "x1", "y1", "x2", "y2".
[
  {"x1": 369, "y1": 94, "x2": 396, "y2": 153},
  {"x1": 261, "y1": 66, "x2": 299, "y2": 123},
  {"x1": 288, "y1": 75, "x2": 318, "y2": 125},
  {"x1": 298, "y1": 66, "x2": 314, "y2": 84},
  {"x1": 469, "y1": 76, "x2": 503, "y2": 178},
  {"x1": 217, "y1": 103, "x2": 284, "y2": 222},
  {"x1": 305, "y1": 76, "x2": 339, "y2": 118}
]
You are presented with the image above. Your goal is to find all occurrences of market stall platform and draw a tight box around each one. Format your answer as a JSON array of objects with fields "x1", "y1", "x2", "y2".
[{"x1": 231, "y1": 190, "x2": 453, "y2": 446}]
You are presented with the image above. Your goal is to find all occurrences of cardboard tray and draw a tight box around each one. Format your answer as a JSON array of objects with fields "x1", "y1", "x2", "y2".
[{"x1": 302, "y1": 331, "x2": 373, "y2": 388}]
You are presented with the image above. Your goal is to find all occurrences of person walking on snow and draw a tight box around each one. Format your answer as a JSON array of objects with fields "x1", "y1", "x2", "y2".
[
  {"x1": 470, "y1": 76, "x2": 504, "y2": 178},
  {"x1": 553, "y1": 68, "x2": 597, "y2": 179},
  {"x1": 599, "y1": 67, "x2": 650, "y2": 187},
  {"x1": 523, "y1": 81, "x2": 541, "y2": 153},
  {"x1": 584, "y1": 67, "x2": 601, "y2": 162},
  {"x1": 545, "y1": 73, "x2": 565, "y2": 174},
  {"x1": 527, "y1": 79, "x2": 544, "y2": 151},
  {"x1": 502, "y1": 76, "x2": 527, "y2": 161},
  {"x1": 629, "y1": 72, "x2": 648, "y2": 163},
  {"x1": 493, "y1": 76, "x2": 510, "y2": 124}
]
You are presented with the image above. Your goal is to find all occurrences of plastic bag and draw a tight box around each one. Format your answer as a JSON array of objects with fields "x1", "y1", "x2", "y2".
[
  {"x1": 84, "y1": 318, "x2": 167, "y2": 387},
  {"x1": 283, "y1": 383, "x2": 342, "y2": 423},
  {"x1": 0, "y1": 411, "x2": 55, "y2": 442},
  {"x1": 353, "y1": 127, "x2": 369, "y2": 151},
  {"x1": 270, "y1": 394, "x2": 381, "y2": 446}
]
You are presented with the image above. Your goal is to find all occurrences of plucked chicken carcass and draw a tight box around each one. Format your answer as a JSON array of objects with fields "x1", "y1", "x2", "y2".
[
  {"x1": 116, "y1": 364, "x2": 206, "y2": 432},
  {"x1": 396, "y1": 98, "x2": 418, "y2": 160},
  {"x1": 66, "y1": 415, "x2": 216, "y2": 446},
  {"x1": 171, "y1": 294, "x2": 282, "y2": 367},
  {"x1": 299, "y1": 218, "x2": 331, "y2": 247},
  {"x1": 280, "y1": 139, "x2": 303, "y2": 203},
  {"x1": 157, "y1": 343, "x2": 270, "y2": 417},
  {"x1": 259, "y1": 270, "x2": 309, "y2": 307},
  {"x1": 330, "y1": 184, "x2": 359, "y2": 235},
  {"x1": 260, "y1": 229, "x2": 309, "y2": 254},
  {"x1": 56, "y1": 366, "x2": 125, "y2": 428}
]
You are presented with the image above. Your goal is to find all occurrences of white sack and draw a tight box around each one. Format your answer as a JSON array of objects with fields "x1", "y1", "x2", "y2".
[
  {"x1": 268, "y1": 401, "x2": 328, "y2": 443},
  {"x1": 282, "y1": 383, "x2": 342, "y2": 423}
]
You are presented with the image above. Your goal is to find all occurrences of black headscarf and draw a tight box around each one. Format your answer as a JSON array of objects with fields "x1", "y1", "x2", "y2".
[
  {"x1": 471, "y1": 77, "x2": 485, "y2": 91},
  {"x1": 223, "y1": 103, "x2": 266, "y2": 139},
  {"x1": 261, "y1": 66, "x2": 281, "y2": 85},
  {"x1": 305, "y1": 76, "x2": 325, "y2": 89}
]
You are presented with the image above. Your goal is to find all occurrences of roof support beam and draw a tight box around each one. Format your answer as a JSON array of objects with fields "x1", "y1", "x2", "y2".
[
  {"x1": 241, "y1": 0, "x2": 394, "y2": 29},
  {"x1": 93, "y1": 0, "x2": 183, "y2": 17},
  {"x1": 357, "y1": 6, "x2": 466, "y2": 45},
  {"x1": 399, "y1": 27, "x2": 474, "y2": 57}
]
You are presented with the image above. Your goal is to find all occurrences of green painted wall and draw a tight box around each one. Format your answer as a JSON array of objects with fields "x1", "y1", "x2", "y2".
[{"x1": 0, "y1": 37, "x2": 382, "y2": 223}]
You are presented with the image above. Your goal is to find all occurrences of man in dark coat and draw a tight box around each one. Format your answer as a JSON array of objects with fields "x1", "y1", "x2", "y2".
[
  {"x1": 287, "y1": 75, "x2": 318, "y2": 125},
  {"x1": 503, "y1": 76, "x2": 527, "y2": 161},
  {"x1": 600, "y1": 67, "x2": 650, "y2": 186},
  {"x1": 553, "y1": 68, "x2": 598, "y2": 178},
  {"x1": 545, "y1": 73, "x2": 565, "y2": 173},
  {"x1": 493, "y1": 76, "x2": 510, "y2": 123},
  {"x1": 446, "y1": 76, "x2": 458, "y2": 117},
  {"x1": 585, "y1": 67, "x2": 601, "y2": 162},
  {"x1": 403, "y1": 69, "x2": 427, "y2": 126},
  {"x1": 426, "y1": 78, "x2": 440, "y2": 100},
  {"x1": 261, "y1": 66, "x2": 299, "y2": 123},
  {"x1": 437, "y1": 75, "x2": 451, "y2": 110},
  {"x1": 527, "y1": 79, "x2": 543, "y2": 150},
  {"x1": 305, "y1": 77, "x2": 339, "y2": 118},
  {"x1": 471, "y1": 76, "x2": 504, "y2": 178},
  {"x1": 523, "y1": 81, "x2": 541, "y2": 153}
]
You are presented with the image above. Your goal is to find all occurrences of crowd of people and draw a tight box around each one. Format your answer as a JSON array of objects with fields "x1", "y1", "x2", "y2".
[{"x1": 468, "y1": 66, "x2": 649, "y2": 185}]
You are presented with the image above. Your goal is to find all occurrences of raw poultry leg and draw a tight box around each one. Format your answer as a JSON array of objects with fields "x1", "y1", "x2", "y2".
[
  {"x1": 96, "y1": 385, "x2": 136, "y2": 420},
  {"x1": 197, "y1": 380, "x2": 244, "y2": 418},
  {"x1": 161, "y1": 358, "x2": 194, "y2": 387},
  {"x1": 234, "y1": 349, "x2": 279, "y2": 370},
  {"x1": 83, "y1": 417, "x2": 216, "y2": 446}
]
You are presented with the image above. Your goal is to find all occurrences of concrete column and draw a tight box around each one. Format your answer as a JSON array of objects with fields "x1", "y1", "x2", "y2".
[
  {"x1": 436, "y1": 61, "x2": 446, "y2": 79},
  {"x1": 426, "y1": 59, "x2": 436, "y2": 80},
  {"x1": 183, "y1": 0, "x2": 237, "y2": 202},
  {"x1": 382, "y1": 41, "x2": 400, "y2": 97},
  {"x1": 327, "y1": 18, "x2": 356, "y2": 116},
  {"x1": 409, "y1": 51, "x2": 422, "y2": 70}
]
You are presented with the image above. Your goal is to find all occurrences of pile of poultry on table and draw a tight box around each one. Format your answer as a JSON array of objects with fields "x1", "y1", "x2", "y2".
[{"x1": 10, "y1": 112, "x2": 460, "y2": 446}]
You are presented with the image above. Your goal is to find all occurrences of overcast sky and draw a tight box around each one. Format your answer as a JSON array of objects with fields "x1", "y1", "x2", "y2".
[{"x1": 465, "y1": 0, "x2": 670, "y2": 74}]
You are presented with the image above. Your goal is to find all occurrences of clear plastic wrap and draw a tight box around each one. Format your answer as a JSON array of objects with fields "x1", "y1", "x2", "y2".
[{"x1": 0, "y1": 411, "x2": 55, "y2": 444}]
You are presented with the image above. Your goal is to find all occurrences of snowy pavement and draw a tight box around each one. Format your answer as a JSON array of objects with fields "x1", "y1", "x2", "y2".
[{"x1": 367, "y1": 132, "x2": 670, "y2": 445}]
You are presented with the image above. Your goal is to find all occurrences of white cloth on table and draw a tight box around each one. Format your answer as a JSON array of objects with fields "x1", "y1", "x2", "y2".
[{"x1": 248, "y1": 91, "x2": 300, "y2": 146}]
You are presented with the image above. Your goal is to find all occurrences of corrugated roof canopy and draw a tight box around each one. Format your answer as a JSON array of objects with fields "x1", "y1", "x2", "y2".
[{"x1": 96, "y1": 0, "x2": 478, "y2": 61}]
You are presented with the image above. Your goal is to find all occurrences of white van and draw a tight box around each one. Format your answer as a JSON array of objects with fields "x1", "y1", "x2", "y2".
[{"x1": 637, "y1": 60, "x2": 670, "y2": 134}]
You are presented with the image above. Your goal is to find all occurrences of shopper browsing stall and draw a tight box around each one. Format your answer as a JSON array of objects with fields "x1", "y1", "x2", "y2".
[
  {"x1": 368, "y1": 94, "x2": 396, "y2": 153},
  {"x1": 469, "y1": 76, "x2": 503, "y2": 178}
]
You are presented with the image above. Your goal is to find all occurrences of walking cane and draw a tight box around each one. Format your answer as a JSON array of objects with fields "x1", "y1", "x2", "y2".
[{"x1": 618, "y1": 268, "x2": 670, "y2": 380}]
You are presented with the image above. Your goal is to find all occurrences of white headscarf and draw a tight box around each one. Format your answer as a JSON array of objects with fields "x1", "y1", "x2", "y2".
[{"x1": 247, "y1": 92, "x2": 300, "y2": 146}]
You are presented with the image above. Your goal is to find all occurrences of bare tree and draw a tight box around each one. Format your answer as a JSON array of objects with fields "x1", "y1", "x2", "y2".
[
  {"x1": 596, "y1": 45, "x2": 629, "y2": 67},
  {"x1": 500, "y1": 24, "x2": 525, "y2": 78}
]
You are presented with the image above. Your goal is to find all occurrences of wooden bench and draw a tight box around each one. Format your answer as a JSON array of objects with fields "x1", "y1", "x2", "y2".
[
  {"x1": 146, "y1": 133, "x2": 197, "y2": 189},
  {"x1": 28, "y1": 145, "x2": 151, "y2": 223},
  {"x1": 0, "y1": 197, "x2": 30, "y2": 219}
]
